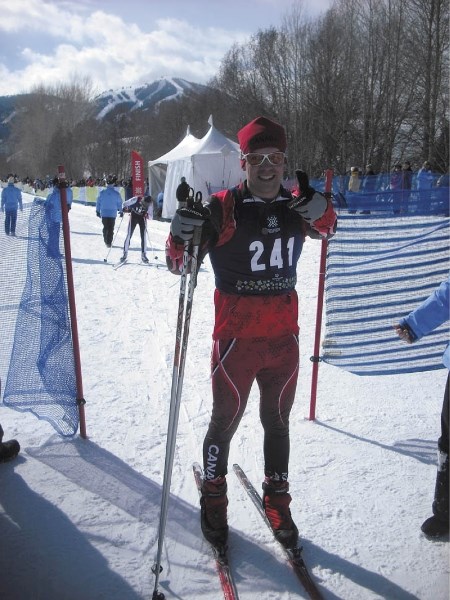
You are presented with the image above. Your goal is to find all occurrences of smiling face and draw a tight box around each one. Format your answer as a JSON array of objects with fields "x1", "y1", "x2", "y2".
[{"x1": 243, "y1": 146, "x2": 285, "y2": 201}]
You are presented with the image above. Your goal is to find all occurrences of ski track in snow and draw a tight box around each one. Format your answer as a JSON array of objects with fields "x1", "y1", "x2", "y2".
[{"x1": 0, "y1": 198, "x2": 448, "y2": 599}]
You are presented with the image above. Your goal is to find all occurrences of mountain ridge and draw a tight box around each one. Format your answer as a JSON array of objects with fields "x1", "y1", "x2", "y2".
[
  {"x1": 0, "y1": 76, "x2": 209, "y2": 143},
  {"x1": 93, "y1": 76, "x2": 208, "y2": 119}
]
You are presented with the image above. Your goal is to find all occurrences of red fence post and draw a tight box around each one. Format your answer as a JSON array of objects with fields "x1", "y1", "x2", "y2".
[
  {"x1": 309, "y1": 168, "x2": 333, "y2": 421},
  {"x1": 58, "y1": 165, "x2": 87, "y2": 438}
]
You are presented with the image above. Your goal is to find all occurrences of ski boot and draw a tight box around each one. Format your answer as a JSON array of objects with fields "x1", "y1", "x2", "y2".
[
  {"x1": 0, "y1": 439, "x2": 20, "y2": 462},
  {"x1": 200, "y1": 476, "x2": 229, "y2": 548},
  {"x1": 262, "y1": 477, "x2": 299, "y2": 549},
  {"x1": 421, "y1": 450, "x2": 449, "y2": 539}
]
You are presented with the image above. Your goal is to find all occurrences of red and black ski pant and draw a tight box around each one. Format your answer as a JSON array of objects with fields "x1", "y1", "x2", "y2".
[{"x1": 203, "y1": 334, "x2": 299, "y2": 481}]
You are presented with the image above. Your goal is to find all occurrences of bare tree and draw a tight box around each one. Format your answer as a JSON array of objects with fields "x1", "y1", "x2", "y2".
[
  {"x1": 407, "y1": 0, "x2": 449, "y2": 168},
  {"x1": 9, "y1": 76, "x2": 94, "y2": 178}
]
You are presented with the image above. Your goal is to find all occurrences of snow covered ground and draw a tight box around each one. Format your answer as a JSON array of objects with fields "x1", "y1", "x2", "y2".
[{"x1": 0, "y1": 198, "x2": 448, "y2": 600}]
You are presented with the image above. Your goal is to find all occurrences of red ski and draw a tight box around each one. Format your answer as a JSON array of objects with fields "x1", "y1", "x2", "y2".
[
  {"x1": 233, "y1": 463, "x2": 324, "y2": 600},
  {"x1": 193, "y1": 463, "x2": 239, "y2": 600}
]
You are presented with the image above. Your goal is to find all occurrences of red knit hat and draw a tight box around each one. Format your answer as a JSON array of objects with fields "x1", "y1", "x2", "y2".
[{"x1": 238, "y1": 116, "x2": 287, "y2": 154}]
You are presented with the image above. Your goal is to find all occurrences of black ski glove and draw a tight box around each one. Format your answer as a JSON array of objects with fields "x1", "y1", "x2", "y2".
[
  {"x1": 170, "y1": 200, "x2": 211, "y2": 244},
  {"x1": 288, "y1": 170, "x2": 327, "y2": 223},
  {"x1": 119, "y1": 211, "x2": 124, "y2": 218},
  {"x1": 96, "y1": 211, "x2": 101, "y2": 218}
]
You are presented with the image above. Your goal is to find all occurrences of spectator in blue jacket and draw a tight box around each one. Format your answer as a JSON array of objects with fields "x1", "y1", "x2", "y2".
[
  {"x1": 416, "y1": 161, "x2": 434, "y2": 190},
  {"x1": 416, "y1": 161, "x2": 435, "y2": 206},
  {"x1": 1, "y1": 175, "x2": 23, "y2": 236},
  {"x1": 52, "y1": 177, "x2": 73, "y2": 210},
  {"x1": 156, "y1": 190, "x2": 164, "y2": 220},
  {"x1": 394, "y1": 277, "x2": 450, "y2": 539},
  {"x1": 96, "y1": 174, "x2": 123, "y2": 248},
  {"x1": 361, "y1": 164, "x2": 377, "y2": 193},
  {"x1": 44, "y1": 177, "x2": 74, "y2": 257}
]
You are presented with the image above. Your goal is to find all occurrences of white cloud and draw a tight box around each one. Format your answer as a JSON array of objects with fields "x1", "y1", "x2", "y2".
[
  {"x1": 0, "y1": 0, "x2": 331, "y2": 97},
  {"x1": 0, "y1": 2, "x2": 251, "y2": 96}
]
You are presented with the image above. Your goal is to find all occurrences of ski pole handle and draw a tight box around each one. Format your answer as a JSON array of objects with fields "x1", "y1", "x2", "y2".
[{"x1": 187, "y1": 187, "x2": 195, "y2": 208}]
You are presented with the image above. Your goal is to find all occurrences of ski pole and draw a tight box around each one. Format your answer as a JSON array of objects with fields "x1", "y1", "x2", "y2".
[
  {"x1": 145, "y1": 224, "x2": 158, "y2": 260},
  {"x1": 103, "y1": 213, "x2": 124, "y2": 262},
  {"x1": 152, "y1": 225, "x2": 203, "y2": 600}
]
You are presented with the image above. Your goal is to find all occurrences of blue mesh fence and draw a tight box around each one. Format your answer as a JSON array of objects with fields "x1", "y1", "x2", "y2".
[
  {"x1": 321, "y1": 194, "x2": 449, "y2": 375},
  {"x1": 309, "y1": 175, "x2": 449, "y2": 217},
  {"x1": 0, "y1": 197, "x2": 78, "y2": 436}
]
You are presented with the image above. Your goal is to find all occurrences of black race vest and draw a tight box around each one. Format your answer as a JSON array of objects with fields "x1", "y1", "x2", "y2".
[{"x1": 209, "y1": 194, "x2": 304, "y2": 296}]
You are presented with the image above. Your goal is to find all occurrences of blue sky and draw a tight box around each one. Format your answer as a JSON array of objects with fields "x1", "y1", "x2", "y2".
[{"x1": 0, "y1": 0, "x2": 331, "y2": 97}]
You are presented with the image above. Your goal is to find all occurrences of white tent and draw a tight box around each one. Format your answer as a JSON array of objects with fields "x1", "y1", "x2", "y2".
[
  {"x1": 147, "y1": 126, "x2": 200, "y2": 208},
  {"x1": 148, "y1": 117, "x2": 243, "y2": 219}
]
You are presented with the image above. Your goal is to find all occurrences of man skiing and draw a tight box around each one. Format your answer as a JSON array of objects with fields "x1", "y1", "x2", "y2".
[
  {"x1": 166, "y1": 116, "x2": 337, "y2": 550},
  {"x1": 95, "y1": 174, "x2": 123, "y2": 248},
  {"x1": 120, "y1": 195, "x2": 153, "y2": 263}
]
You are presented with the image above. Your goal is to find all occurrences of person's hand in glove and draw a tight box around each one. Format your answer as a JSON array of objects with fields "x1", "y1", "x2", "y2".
[
  {"x1": 170, "y1": 199, "x2": 210, "y2": 244},
  {"x1": 96, "y1": 211, "x2": 101, "y2": 218},
  {"x1": 393, "y1": 323, "x2": 416, "y2": 344},
  {"x1": 288, "y1": 169, "x2": 327, "y2": 223}
]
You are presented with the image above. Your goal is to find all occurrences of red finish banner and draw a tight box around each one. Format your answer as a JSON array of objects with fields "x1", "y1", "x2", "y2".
[{"x1": 131, "y1": 150, "x2": 145, "y2": 197}]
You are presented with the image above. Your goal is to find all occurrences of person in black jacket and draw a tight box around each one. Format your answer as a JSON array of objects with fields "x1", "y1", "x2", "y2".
[{"x1": 176, "y1": 177, "x2": 191, "y2": 209}]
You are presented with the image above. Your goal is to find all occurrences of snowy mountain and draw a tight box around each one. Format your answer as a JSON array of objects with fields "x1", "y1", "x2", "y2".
[
  {"x1": 93, "y1": 76, "x2": 208, "y2": 120},
  {"x1": 0, "y1": 77, "x2": 209, "y2": 142},
  {"x1": 0, "y1": 93, "x2": 29, "y2": 149}
]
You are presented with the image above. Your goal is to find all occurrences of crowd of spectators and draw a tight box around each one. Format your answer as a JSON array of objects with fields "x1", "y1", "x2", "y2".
[{"x1": 0, "y1": 175, "x2": 145, "y2": 194}]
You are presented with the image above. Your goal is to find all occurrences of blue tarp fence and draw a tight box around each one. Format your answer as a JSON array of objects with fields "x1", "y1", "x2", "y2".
[{"x1": 321, "y1": 203, "x2": 449, "y2": 375}]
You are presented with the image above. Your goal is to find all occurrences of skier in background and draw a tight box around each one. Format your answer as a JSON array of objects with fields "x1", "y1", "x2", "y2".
[
  {"x1": 166, "y1": 116, "x2": 337, "y2": 551},
  {"x1": 1, "y1": 174, "x2": 23, "y2": 236},
  {"x1": 96, "y1": 175, "x2": 123, "y2": 248},
  {"x1": 120, "y1": 195, "x2": 153, "y2": 263},
  {"x1": 395, "y1": 277, "x2": 449, "y2": 540}
]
